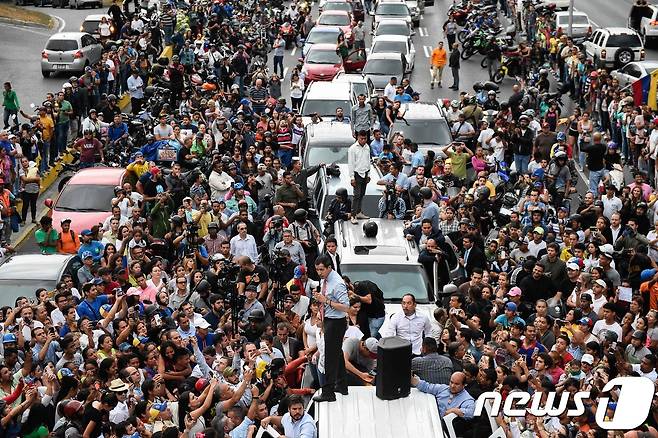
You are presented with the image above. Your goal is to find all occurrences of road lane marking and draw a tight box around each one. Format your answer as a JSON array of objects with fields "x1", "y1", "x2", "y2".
[
  {"x1": 291, "y1": 46, "x2": 297, "y2": 56},
  {"x1": 420, "y1": 27, "x2": 428, "y2": 37},
  {"x1": 1, "y1": 23, "x2": 51, "y2": 36},
  {"x1": 52, "y1": 14, "x2": 65, "y2": 32},
  {"x1": 283, "y1": 67, "x2": 289, "y2": 78},
  {"x1": 423, "y1": 45, "x2": 430, "y2": 57}
]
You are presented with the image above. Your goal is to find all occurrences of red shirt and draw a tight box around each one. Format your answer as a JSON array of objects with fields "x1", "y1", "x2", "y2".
[{"x1": 74, "y1": 137, "x2": 103, "y2": 163}]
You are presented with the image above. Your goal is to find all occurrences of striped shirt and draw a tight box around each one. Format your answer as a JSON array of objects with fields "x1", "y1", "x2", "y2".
[{"x1": 277, "y1": 128, "x2": 293, "y2": 151}]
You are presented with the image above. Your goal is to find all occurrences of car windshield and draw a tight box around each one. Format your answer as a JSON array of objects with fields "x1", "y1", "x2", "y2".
[
  {"x1": 305, "y1": 146, "x2": 349, "y2": 167},
  {"x1": 364, "y1": 58, "x2": 402, "y2": 74},
  {"x1": 307, "y1": 30, "x2": 340, "y2": 44},
  {"x1": 372, "y1": 40, "x2": 407, "y2": 54},
  {"x1": 46, "y1": 39, "x2": 79, "y2": 51},
  {"x1": 306, "y1": 48, "x2": 341, "y2": 64},
  {"x1": 375, "y1": 23, "x2": 409, "y2": 37},
  {"x1": 607, "y1": 34, "x2": 642, "y2": 47},
  {"x1": 391, "y1": 119, "x2": 452, "y2": 144},
  {"x1": 377, "y1": 3, "x2": 409, "y2": 15},
  {"x1": 324, "y1": 2, "x2": 352, "y2": 12},
  {"x1": 340, "y1": 264, "x2": 432, "y2": 302},
  {"x1": 557, "y1": 15, "x2": 589, "y2": 25},
  {"x1": 81, "y1": 21, "x2": 101, "y2": 33},
  {"x1": 55, "y1": 184, "x2": 115, "y2": 212},
  {"x1": 0, "y1": 280, "x2": 58, "y2": 306},
  {"x1": 319, "y1": 14, "x2": 349, "y2": 25},
  {"x1": 301, "y1": 99, "x2": 351, "y2": 116}
]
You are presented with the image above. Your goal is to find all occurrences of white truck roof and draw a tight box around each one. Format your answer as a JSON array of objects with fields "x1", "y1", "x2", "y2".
[{"x1": 313, "y1": 386, "x2": 445, "y2": 438}]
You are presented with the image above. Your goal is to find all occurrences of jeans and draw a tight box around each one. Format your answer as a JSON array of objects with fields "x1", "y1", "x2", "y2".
[
  {"x1": 20, "y1": 191, "x2": 38, "y2": 223},
  {"x1": 3, "y1": 108, "x2": 18, "y2": 130},
  {"x1": 39, "y1": 141, "x2": 50, "y2": 172},
  {"x1": 273, "y1": 55, "x2": 284, "y2": 77},
  {"x1": 55, "y1": 122, "x2": 69, "y2": 155},
  {"x1": 514, "y1": 153, "x2": 530, "y2": 174},
  {"x1": 369, "y1": 317, "x2": 385, "y2": 338},
  {"x1": 351, "y1": 171, "x2": 368, "y2": 216},
  {"x1": 589, "y1": 168, "x2": 605, "y2": 193}
]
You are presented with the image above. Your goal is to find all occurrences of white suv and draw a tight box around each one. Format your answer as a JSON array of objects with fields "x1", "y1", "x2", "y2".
[
  {"x1": 583, "y1": 27, "x2": 645, "y2": 69},
  {"x1": 635, "y1": 4, "x2": 658, "y2": 44}
]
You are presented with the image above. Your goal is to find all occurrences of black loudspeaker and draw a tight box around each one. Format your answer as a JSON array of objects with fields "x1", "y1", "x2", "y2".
[{"x1": 376, "y1": 336, "x2": 412, "y2": 400}]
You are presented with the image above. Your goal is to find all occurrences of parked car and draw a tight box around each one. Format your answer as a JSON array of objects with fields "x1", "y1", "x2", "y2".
[
  {"x1": 302, "y1": 26, "x2": 343, "y2": 58},
  {"x1": 611, "y1": 60, "x2": 658, "y2": 88},
  {"x1": 301, "y1": 44, "x2": 366, "y2": 85},
  {"x1": 41, "y1": 32, "x2": 103, "y2": 78},
  {"x1": 0, "y1": 254, "x2": 82, "y2": 306},
  {"x1": 333, "y1": 73, "x2": 376, "y2": 99},
  {"x1": 371, "y1": 34, "x2": 416, "y2": 72},
  {"x1": 322, "y1": 0, "x2": 365, "y2": 22},
  {"x1": 45, "y1": 167, "x2": 126, "y2": 232},
  {"x1": 80, "y1": 14, "x2": 115, "y2": 38},
  {"x1": 69, "y1": 0, "x2": 102, "y2": 9},
  {"x1": 373, "y1": 0, "x2": 412, "y2": 29},
  {"x1": 299, "y1": 81, "x2": 357, "y2": 124},
  {"x1": 634, "y1": 4, "x2": 658, "y2": 45},
  {"x1": 363, "y1": 52, "x2": 407, "y2": 91},
  {"x1": 372, "y1": 18, "x2": 414, "y2": 39},
  {"x1": 583, "y1": 27, "x2": 645, "y2": 69},
  {"x1": 554, "y1": 11, "x2": 592, "y2": 41},
  {"x1": 387, "y1": 102, "x2": 453, "y2": 161},
  {"x1": 317, "y1": 10, "x2": 354, "y2": 44}
]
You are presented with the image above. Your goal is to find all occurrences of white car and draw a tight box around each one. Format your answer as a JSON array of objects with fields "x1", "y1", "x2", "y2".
[
  {"x1": 554, "y1": 11, "x2": 592, "y2": 41},
  {"x1": 538, "y1": 0, "x2": 569, "y2": 9},
  {"x1": 583, "y1": 27, "x2": 645, "y2": 68},
  {"x1": 637, "y1": 4, "x2": 658, "y2": 44},
  {"x1": 372, "y1": 0, "x2": 412, "y2": 29},
  {"x1": 371, "y1": 34, "x2": 415, "y2": 72},
  {"x1": 611, "y1": 60, "x2": 658, "y2": 88},
  {"x1": 80, "y1": 14, "x2": 114, "y2": 38}
]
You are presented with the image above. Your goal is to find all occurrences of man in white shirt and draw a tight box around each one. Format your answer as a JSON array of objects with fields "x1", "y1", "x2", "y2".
[
  {"x1": 477, "y1": 120, "x2": 494, "y2": 150},
  {"x1": 592, "y1": 303, "x2": 623, "y2": 342},
  {"x1": 379, "y1": 293, "x2": 432, "y2": 355},
  {"x1": 383, "y1": 77, "x2": 398, "y2": 103},
  {"x1": 601, "y1": 185, "x2": 623, "y2": 220},
  {"x1": 229, "y1": 222, "x2": 259, "y2": 263},
  {"x1": 631, "y1": 354, "x2": 658, "y2": 382},
  {"x1": 208, "y1": 161, "x2": 234, "y2": 201},
  {"x1": 348, "y1": 130, "x2": 372, "y2": 224},
  {"x1": 108, "y1": 379, "x2": 130, "y2": 423}
]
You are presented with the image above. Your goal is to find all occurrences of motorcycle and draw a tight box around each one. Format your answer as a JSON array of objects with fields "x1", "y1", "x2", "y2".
[
  {"x1": 280, "y1": 22, "x2": 296, "y2": 49},
  {"x1": 492, "y1": 53, "x2": 524, "y2": 84}
]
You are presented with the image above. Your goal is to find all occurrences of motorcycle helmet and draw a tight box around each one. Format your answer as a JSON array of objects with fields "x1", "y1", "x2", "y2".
[
  {"x1": 169, "y1": 215, "x2": 184, "y2": 226},
  {"x1": 419, "y1": 186, "x2": 433, "y2": 200},
  {"x1": 476, "y1": 185, "x2": 490, "y2": 200},
  {"x1": 523, "y1": 109, "x2": 535, "y2": 118},
  {"x1": 171, "y1": 55, "x2": 180, "y2": 62},
  {"x1": 539, "y1": 68, "x2": 548, "y2": 76},
  {"x1": 473, "y1": 81, "x2": 484, "y2": 91},
  {"x1": 248, "y1": 309, "x2": 265, "y2": 321},
  {"x1": 527, "y1": 87, "x2": 538, "y2": 95},
  {"x1": 107, "y1": 94, "x2": 117, "y2": 101},
  {"x1": 555, "y1": 151, "x2": 567, "y2": 160},
  {"x1": 556, "y1": 132, "x2": 567, "y2": 142},
  {"x1": 483, "y1": 81, "x2": 499, "y2": 91},
  {"x1": 499, "y1": 101, "x2": 509, "y2": 110},
  {"x1": 569, "y1": 214, "x2": 582, "y2": 223},
  {"x1": 607, "y1": 141, "x2": 618, "y2": 149},
  {"x1": 145, "y1": 134, "x2": 155, "y2": 143},
  {"x1": 469, "y1": 96, "x2": 478, "y2": 105},
  {"x1": 293, "y1": 208, "x2": 308, "y2": 221},
  {"x1": 450, "y1": 100, "x2": 459, "y2": 108},
  {"x1": 69, "y1": 76, "x2": 78, "y2": 82},
  {"x1": 363, "y1": 221, "x2": 378, "y2": 238},
  {"x1": 336, "y1": 187, "x2": 348, "y2": 198},
  {"x1": 488, "y1": 90, "x2": 497, "y2": 96}
]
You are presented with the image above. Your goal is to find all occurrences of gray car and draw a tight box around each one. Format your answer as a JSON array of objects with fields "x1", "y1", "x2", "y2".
[
  {"x1": 363, "y1": 52, "x2": 407, "y2": 91},
  {"x1": 41, "y1": 32, "x2": 102, "y2": 78}
]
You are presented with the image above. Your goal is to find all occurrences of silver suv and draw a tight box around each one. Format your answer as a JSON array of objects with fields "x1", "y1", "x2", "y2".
[
  {"x1": 41, "y1": 32, "x2": 102, "y2": 78},
  {"x1": 583, "y1": 27, "x2": 645, "y2": 68}
]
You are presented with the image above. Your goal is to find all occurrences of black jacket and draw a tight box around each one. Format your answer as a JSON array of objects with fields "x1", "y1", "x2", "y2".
[
  {"x1": 463, "y1": 245, "x2": 487, "y2": 276},
  {"x1": 404, "y1": 224, "x2": 444, "y2": 245},
  {"x1": 273, "y1": 336, "x2": 304, "y2": 360},
  {"x1": 449, "y1": 49, "x2": 460, "y2": 68}
]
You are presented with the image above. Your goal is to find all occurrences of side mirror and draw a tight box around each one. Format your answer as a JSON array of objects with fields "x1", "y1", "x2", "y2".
[
  {"x1": 45, "y1": 199, "x2": 53, "y2": 208},
  {"x1": 299, "y1": 38, "x2": 306, "y2": 44}
]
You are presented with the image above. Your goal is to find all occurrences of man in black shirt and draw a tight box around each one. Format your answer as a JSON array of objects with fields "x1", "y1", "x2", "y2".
[
  {"x1": 347, "y1": 279, "x2": 386, "y2": 338},
  {"x1": 519, "y1": 262, "x2": 555, "y2": 304},
  {"x1": 581, "y1": 132, "x2": 607, "y2": 193},
  {"x1": 236, "y1": 255, "x2": 270, "y2": 300}
]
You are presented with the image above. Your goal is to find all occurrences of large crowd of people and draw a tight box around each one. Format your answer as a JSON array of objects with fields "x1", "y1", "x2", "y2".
[{"x1": 2, "y1": 0, "x2": 658, "y2": 436}]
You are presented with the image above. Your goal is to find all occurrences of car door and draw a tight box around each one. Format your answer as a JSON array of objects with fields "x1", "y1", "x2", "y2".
[
  {"x1": 619, "y1": 63, "x2": 643, "y2": 88},
  {"x1": 585, "y1": 30, "x2": 600, "y2": 56},
  {"x1": 343, "y1": 49, "x2": 367, "y2": 72},
  {"x1": 407, "y1": 39, "x2": 415, "y2": 70}
]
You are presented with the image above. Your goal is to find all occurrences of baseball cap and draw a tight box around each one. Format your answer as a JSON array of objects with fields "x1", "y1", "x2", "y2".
[
  {"x1": 566, "y1": 262, "x2": 580, "y2": 271},
  {"x1": 579, "y1": 317, "x2": 593, "y2": 327},
  {"x1": 533, "y1": 227, "x2": 544, "y2": 235},
  {"x1": 195, "y1": 317, "x2": 210, "y2": 330},
  {"x1": 223, "y1": 366, "x2": 238, "y2": 378},
  {"x1": 126, "y1": 287, "x2": 141, "y2": 296},
  {"x1": 208, "y1": 222, "x2": 219, "y2": 230},
  {"x1": 2, "y1": 334, "x2": 17, "y2": 344},
  {"x1": 257, "y1": 163, "x2": 266, "y2": 170},
  {"x1": 82, "y1": 251, "x2": 93, "y2": 259},
  {"x1": 594, "y1": 279, "x2": 607, "y2": 288},
  {"x1": 505, "y1": 302, "x2": 517, "y2": 312},
  {"x1": 599, "y1": 244, "x2": 614, "y2": 255},
  {"x1": 233, "y1": 182, "x2": 244, "y2": 190},
  {"x1": 91, "y1": 277, "x2": 103, "y2": 285},
  {"x1": 507, "y1": 287, "x2": 522, "y2": 297},
  {"x1": 293, "y1": 265, "x2": 306, "y2": 279},
  {"x1": 60, "y1": 218, "x2": 72, "y2": 225},
  {"x1": 80, "y1": 229, "x2": 93, "y2": 236},
  {"x1": 580, "y1": 293, "x2": 593, "y2": 302},
  {"x1": 581, "y1": 353, "x2": 594, "y2": 365},
  {"x1": 364, "y1": 337, "x2": 379, "y2": 355}
]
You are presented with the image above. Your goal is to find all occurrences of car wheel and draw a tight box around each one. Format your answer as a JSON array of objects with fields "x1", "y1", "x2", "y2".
[
  {"x1": 41, "y1": 70, "x2": 50, "y2": 78},
  {"x1": 615, "y1": 47, "x2": 634, "y2": 66},
  {"x1": 493, "y1": 69, "x2": 504, "y2": 84},
  {"x1": 481, "y1": 58, "x2": 488, "y2": 68}
]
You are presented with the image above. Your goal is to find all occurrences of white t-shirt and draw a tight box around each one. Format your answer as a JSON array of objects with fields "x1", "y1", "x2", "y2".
[
  {"x1": 591, "y1": 294, "x2": 608, "y2": 315},
  {"x1": 592, "y1": 319, "x2": 623, "y2": 343},
  {"x1": 478, "y1": 128, "x2": 494, "y2": 149},
  {"x1": 632, "y1": 363, "x2": 658, "y2": 382},
  {"x1": 528, "y1": 240, "x2": 547, "y2": 258},
  {"x1": 98, "y1": 22, "x2": 111, "y2": 37}
]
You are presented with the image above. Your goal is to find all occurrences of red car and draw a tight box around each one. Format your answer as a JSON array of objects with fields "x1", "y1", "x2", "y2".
[
  {"x1": 45, "y1": 167, "x2": 126, "y2": 233},
  {"x1": 301, "y1": 43, "x2": 366, "y2": 85},
  {"x1": 317, "y1": 10, "x2": 354, "y2": 44}
]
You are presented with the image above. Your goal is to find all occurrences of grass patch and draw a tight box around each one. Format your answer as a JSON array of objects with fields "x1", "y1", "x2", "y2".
[{"x1": 0, "y1": 3, "x2": 53, "y2": 27}]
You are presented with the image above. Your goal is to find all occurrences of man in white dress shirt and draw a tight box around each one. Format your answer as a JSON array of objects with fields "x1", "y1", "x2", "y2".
[
  {"x1": 348, "y1": 130, "x2": 372, "y2": 224},
  {"x1": 379, "y1": 293, "x2": 432, "y2": 355},
  {"x1": 229, "y1": 222, "x2": 259, "y2": 263}
]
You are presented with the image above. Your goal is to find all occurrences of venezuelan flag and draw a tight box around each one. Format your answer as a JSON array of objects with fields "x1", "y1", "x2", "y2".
[{"x1": 632, "y1": 69, "x2": 658, "y2": 110}]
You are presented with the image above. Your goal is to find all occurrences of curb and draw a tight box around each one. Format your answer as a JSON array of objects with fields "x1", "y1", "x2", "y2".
[{"x1": 0, "y1": 16, "x2": 53, "y2": 28}]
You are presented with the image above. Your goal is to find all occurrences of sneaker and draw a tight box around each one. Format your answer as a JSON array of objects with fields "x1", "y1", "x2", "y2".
[
  {"x1": 350, "y1": 217, "x2": 358, "y2": 224},
  {"x1": 431, "y1": 83, "x2": 434, "y2": 89},
  {"x1": 356, "y1": 213, "x2": 370, "y2": 219}
]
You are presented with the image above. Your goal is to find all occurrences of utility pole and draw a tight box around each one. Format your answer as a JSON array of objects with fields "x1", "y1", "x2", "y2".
[{"x1": 568, "y1": 0, "x2": 575, "y2": 37}]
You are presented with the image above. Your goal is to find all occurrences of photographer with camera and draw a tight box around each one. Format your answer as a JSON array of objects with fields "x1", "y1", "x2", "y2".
[
  {"x1": 274, "y1": 230, "x2": 305, "y2": 266},
  {"x1": 377, "y1": 182, "x2": 406, "y2": 219},
  {"x1": 236, "y1": 256, "x2": 270, "y2": 301},
  {"x1": 323, "y1": 188, "x2": 350, "y2": 236},
  {"x1": 263, "y1": 214, "x2": 286, "y2": 258},
  {"x1": 288, "y1": 208, "x2": 321, "y2": 271}
]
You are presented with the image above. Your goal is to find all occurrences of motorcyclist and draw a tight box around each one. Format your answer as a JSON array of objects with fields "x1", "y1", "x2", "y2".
[
  {"x1": 472, "y1": 185, "x2": 493, "y2": 235},
  {"x1": 462, "y1": 95, "x2": 484, "y2": 128},
  {"x1": 483, "y1": 90, "x2": 500, "y2": 111},
  {"x1": 140, "y1": 134, "x2": 159, "y2": 162},
  {"x1": 537, "y1": 69, "x2": 550, "y2": 94},
  {"x1": 546, "y1": 151, "x2": 572, "y2": 208}
]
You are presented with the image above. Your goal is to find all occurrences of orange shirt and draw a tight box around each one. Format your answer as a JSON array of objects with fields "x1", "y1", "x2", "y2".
[
  {"x1": 431, "y1": 47, "x2": 447, "y2": 67},
  {"x1": 57, "y1": 230, "x2": 80, "y2": 254},
  {"x1": 641, "y1": 281, "x2": 658, "y2": 311}
]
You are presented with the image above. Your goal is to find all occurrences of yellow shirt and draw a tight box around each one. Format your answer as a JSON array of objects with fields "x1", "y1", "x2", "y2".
[
  {"x1": 126, "y1": 161, "x2": 150, "y2": 178},
  {"x1": 192, "y1": 211, "x2": 211, "y2": 237},
  {"x1": 39, "y1": 115, "x2": 54, "y2": 142}
]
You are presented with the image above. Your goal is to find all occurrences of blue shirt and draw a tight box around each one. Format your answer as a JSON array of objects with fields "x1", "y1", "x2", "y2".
[
  {"x1": 107, "y1": 123, "x2": 128, "y2": 142},
  {"x1": 370, "y1": 138, "x2": 385, "y2": 156},
  {"x1": 381, "y1": 172, "x2": 410, "y2": 191},
  {"x1": 281, "y1": 412, "x2": 317, "y2": 438},
  {"x1": 76, "y1": 295, "x2": 110, "y2": 321},
  {"x1": 412, "y1": 200, "x2": 440, "y2": 231},
  {"x1": 411, "y1": 151, "x2": 425, "y2": 168},
  {"x1": 320, "y1": 269, "x2": 349, "y2": 319},
  {"x1": 394, "y1": 93, "x2": 412, "y2": 102},
  {"x1": 416, "y1": 379, "x2": 476, "y2": 419},
  {"x1": 493, "y1": 314, "x2": 526, "y2": 329},
  {"x1": 229, "y1": 417, "x2": 255, "y2": 438},
  {"x1": 78, "y1": 241, "x2": 105, "y2": 262}
]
